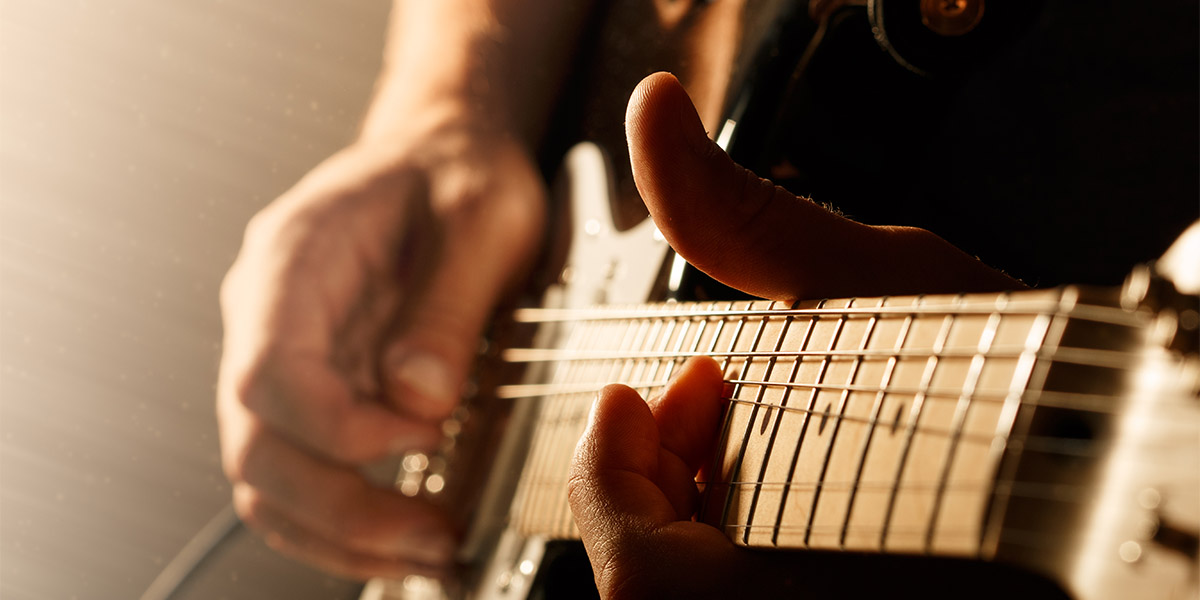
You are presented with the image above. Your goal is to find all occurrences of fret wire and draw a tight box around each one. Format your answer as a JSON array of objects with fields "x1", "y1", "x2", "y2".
[
  {"x1": 716, "y1": 304, "x2": 773, "y2": 531},
  {"x1": 659, "y1": 310, "x2": 695, "y2": 383},
  {"x1": 518, "y1": 316, "x2": 583, "y2": 532},
  {"x1": 541, "y1": 317, "x2": 598, "y2": 537},
  {"x1": 641, "y1": 314, "x2": 678, "y2": 396},
  {"x1": 772, "y1": 298, "x2": 834, "y2": 546},
  {"x1": 614, "y1": 316, "x2": 653, "y2": 384},
  {"x1": 626, "y1": 316, "x2": 666, "y2": 397},
  {"x1": 881, "y1": 297, "x2": 960, "y2": 548},
  {"x1": 980, "y1": 288, "x2": 1072, "y2": 554},
  {"x1": 841, "y1": 303, "x2": 914, "y2": 549},
  {"x1": 735, "y1": 301, "x2": 794, "y2": 544},
  {"x1": 537, "y1": 317, "x2": 603, "y2": 535},
  {"x1": 517, "y1": 316, "x2": 589, "y2": 533},
  {"x1": 552, "y1": 316, "x2": 623, "y2": 534},
  {"x1": 681, "y1": 304, "x2": 713, "y2": 502},
  {"x1": 511, "y1": 301, "x2": 1141, "y2": 328},
  {"x1": 803, "y1": 297, "x2": 880, "y2": 547},
  {"x1": 981, "y1": 307, "x2": 1049, "y2": 553},
  {"x1": 559, "y1": 314, "x2": 642, "y2": 535},
  {"x1": 698, "y1": 301, "x2": 745, "y2": 525},
  {"x1": 499, "y1": 345, "x2": 1138, "y2": 370},
  {"x1": 926, "y1": 306, "x2": 1004, "y2": 553},
  {"x1": 744, "y1": 303, "x2": 803, "y2": 547}
]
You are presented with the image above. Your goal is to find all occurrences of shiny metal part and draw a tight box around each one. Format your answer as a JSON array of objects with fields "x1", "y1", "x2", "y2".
[{"x1": 919, "y1": 0, "x2": 984, "y2": 36}]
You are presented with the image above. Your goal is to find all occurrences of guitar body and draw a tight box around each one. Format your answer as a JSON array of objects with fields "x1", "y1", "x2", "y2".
[{"x1": 361, "y1": 2, "x2": 1199, "y2": 598}]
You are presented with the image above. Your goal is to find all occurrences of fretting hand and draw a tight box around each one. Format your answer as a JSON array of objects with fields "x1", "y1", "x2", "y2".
[{"x1": 567, "y1": 72, "x2": 1025, "y2": 599}]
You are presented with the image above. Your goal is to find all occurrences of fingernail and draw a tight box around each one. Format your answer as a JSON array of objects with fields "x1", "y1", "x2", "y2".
[{"x1": 394, "y1": 353, "x2": 457, "y2": 406}]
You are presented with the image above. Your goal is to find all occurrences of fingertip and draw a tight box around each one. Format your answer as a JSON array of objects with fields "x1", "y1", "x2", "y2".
[
  {"x1": 626, "y1": 71, "x2": 712, "y2": 169},
  {"x1": 584, "y1": 384, "x2": 659, "y2": 475},
  {"x1": 651, "y1": 356, "x2": 729, "y2": 470}
]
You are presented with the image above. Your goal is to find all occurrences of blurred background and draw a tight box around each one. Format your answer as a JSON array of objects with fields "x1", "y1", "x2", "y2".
[{"x1": 2, "y1": 1, "x2": 393, "y2": 597}]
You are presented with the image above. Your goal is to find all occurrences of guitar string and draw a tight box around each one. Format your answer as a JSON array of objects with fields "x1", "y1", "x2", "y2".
[
  {"x1": 926, "y1": 309, "x2": 1002, "y2": 551},
  {"x1": 489, "y1": 378, "x2": 1184, "y2": 416},
  {"x1": 801, "y1": 299, "x2": 878, "y2": 545},
  {"x1": 719, "y1": 302, "x2": 783, "y2": 533},
  {"x1": 516, "y1": 477, "x2": 1102, "y2": 502},
  {"x1": 499, "y1": 345, "x2": 1137, "y2": 370},
  {"x1": 741, "y1": 301, "x2": 801, "y2": 544},
  {"x1": 509, "y1": 302, "x2": 1142, "y2": 328},
  {"x1": 522, "y1": 390, "x2": 1180, "y2": 456},
  {"x1": 505, "y1": 303, "x2": 1192, "y2": 550},
  {"x1": 840, "y1": 310, "x2": 914, "y2": 548},
  {"x1": 533, "y1": 522, "x2": 1081, "y2": 554}
]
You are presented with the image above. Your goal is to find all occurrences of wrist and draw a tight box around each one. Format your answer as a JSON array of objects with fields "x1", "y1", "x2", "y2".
[
  {"x1": 359, "y1": 1, "x2": 592, "y2": 148},
  {"x1": 360, "y1": 5, "x2": 521, "y2": 145}
]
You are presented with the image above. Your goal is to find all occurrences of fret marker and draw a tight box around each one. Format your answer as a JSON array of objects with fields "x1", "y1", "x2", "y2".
[{"x1": 891, "y1": 404, "x2": 904, "y2": 436}]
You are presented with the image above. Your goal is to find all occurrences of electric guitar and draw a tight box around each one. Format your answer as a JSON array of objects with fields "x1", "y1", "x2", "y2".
[{"x1": 359, "y1": 2, "x2": 1200, "y2": 598}]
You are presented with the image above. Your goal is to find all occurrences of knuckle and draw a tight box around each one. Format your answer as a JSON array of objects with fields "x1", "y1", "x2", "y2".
[
  {"x1": 220, "y1": 437, "x2": 253, "y2": 484},
  {"x1": 220, "y1": 422, "x2": 269, "y2": 486},
  {"x1": 231, "y1": 486, "x2": 269, "y2": 531},
  {"x1": 226, "y1": 359, "x2": 274, "y2": 415}
]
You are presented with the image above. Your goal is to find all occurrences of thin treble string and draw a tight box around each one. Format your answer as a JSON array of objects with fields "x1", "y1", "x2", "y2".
[
  {"x1": 511, "y1": 302, "x2": 1143, "y2": 328},
  {"x1": 512, "y1": 473, "x2": 1142, "y2": 507},
  {"x1": 492, "y1": 378, "x2": 1180, "y2": 416},
  {"x1": 499, "y1": 345, "x2": 1141, "y2": 370},
  {"x1": 525, "y1": 391, "x2": 1188, "y2": 456}
]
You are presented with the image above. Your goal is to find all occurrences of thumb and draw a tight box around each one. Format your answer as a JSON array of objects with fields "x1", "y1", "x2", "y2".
[
  {"x1": 625, "y1": 72, "x2": 1023, "y2": 301},
  {"x1": 381, "y1": 159, "x2": 546, "y2": 422}
]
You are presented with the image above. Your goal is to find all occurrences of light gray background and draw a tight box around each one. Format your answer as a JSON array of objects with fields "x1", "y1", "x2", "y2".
[{"x1": 1, "y1": 2, "x2": 396, "y2": 597}]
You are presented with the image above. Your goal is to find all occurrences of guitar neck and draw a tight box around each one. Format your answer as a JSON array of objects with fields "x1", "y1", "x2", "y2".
[{"x1": 501, "y1": 285, "x2": 1152, "y2": 566}]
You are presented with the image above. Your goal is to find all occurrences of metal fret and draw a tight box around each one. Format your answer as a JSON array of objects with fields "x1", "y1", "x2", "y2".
[
  {"x1": 979, "y1": 287, "x2": 1074, "y2": 555},
  {"x1": 625, "y1": 316, "x2": 666, "y2": 397},
  {"x1": 770, "y1": 298, "x2": 839, "y2": 546},
  {"x1": 716, "y1": 304, "x2": 774, "y2": 531},
  {"x1": 978, "y1": 310, "x2": 1054, "y2": 553},
  {"x1": 925, "y1": 306, "x2": 1004, "y2": 552},
  {"x1": 880, "y1": 296, "x2": 961, "y2": 550},
  {"x1": 554, "y1": 314, "x2": 643, "y2": 536},
  {"x1": 659, "y1": 309, "x2": 695, "y2": 383},
  {"x1": 515, "y1": 315, "x2": 591, "y2": 533},
  {"x1": 699, "y1": 301, "x2": 750, "y2": 525},
  {"x1": 729, "y1": 301, "x2": 796, "y2": 544},
  {"x1": 538, "y1": 316, "x2": 604, "y2": 535},
  {"x1": 735, "y1": 303, "x2": 804, "y2": 544},
  {"x1": 841, "y1": 304, "x2": 915, "y2": 548},
  {"x1": 640, "y1": 314, "x2": 678, "y2": 396},
  {"x1": 802, "y1": 298, "x2": 882, "y2": 547}
]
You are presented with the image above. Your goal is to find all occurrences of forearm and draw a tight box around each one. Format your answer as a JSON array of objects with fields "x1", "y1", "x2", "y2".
[{"x1": 362, "y1": 0, "x2": 593, "y2": 146}]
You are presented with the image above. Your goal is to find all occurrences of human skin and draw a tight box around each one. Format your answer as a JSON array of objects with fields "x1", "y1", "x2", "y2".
[
  {"x1": 217, "y1": 2, "x2": 1019, "y2": 580},
  {"x1": 567, "y1": 72, "x2": 1025, "y2": 599},
  {"x1": 217, "y1": 0, "x2": 590, "y2": 579}
]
